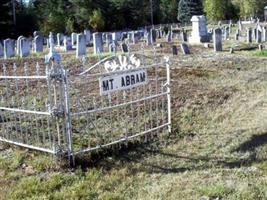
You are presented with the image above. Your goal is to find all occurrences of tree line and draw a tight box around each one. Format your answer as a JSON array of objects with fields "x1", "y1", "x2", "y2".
[{"x1": 0, "y1": 0, "x2": 267, "y2": 39}]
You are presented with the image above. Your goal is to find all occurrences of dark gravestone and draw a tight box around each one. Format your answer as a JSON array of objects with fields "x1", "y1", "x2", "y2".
[
  {"x1": 172, "y1": 45, "x2": 178, "y2": 55},
  {"x1": 247, "y1": 28, "x2": 252, "y2": 43},
  {"x1": 121, "y1": 43, "x2": 128, "y2": 53},
  {"x1": 181, "y1": 31, "x2": 187, "y2": 42},
  {"x1": 180, "y1": 43, "x2": 190, "y2": 54}
]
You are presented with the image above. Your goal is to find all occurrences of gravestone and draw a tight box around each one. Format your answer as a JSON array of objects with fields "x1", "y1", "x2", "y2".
[
  {"x1": 238, "y1": 20, "x2": 243, "y2": 31},
  {"x1": 0, "y1": 42, "x2": 3, "y2": 57},
  {"x1": 224, "y1": 27, "x2": 229, "y2": 40},
  {"x1": 19, "y1": 38, "x2": 30, "y2": 57},
  {"x1": 151, "y1": 29, "x2": 157, "y2": 43},
  {"x1": 247, "y1": 28, "x2": 252, "y2": 43},
  {"x1": 121, "y1": 43, "x2": 128, "y2": 53},
  {"x1": 258, "y1": 44, "x2": 263, "y2": 51},
  {"x1": 76, "y1": 34, "x2": 86, "y2": 58},
  {"x1": 172, "y1": 45, "x2": 178, "y2": 55},
  {"x1": 84, "y1": 30, "x2": 91, "y2": 44},
  {"x1": 106, "y1": 33, "x2": 113, "y2": 47},
  {"x1": 56, "y1": 33, "x2": 64, "y2": 46},
  {"x1": 262, "y1": 27, "x2": 267, "y2": 42},
  {"x1": 189, "y1": 15, "x2": 210, "y2": 44},
  {"x1": 71, "y1": 33, "x2": 77, "y2": 46},
  {"x1": 16, "y1": 36, "x2": 24, "y2": 56},
  {"x1": 4, "y1": 39, "x2": 15, "y2": 59},
  {"x1": 33, "y1": 31, "x2": 42, "y2": 38},
  {"x1": 180, "y1": 43, "x2": 190, "y2": 54},
  {"x1": 145, "y1": 31, "x2": 152, "y2": 45},
  {"x1": 132, "y1": 32, "x2": 137, "y2": 44},
  {"x1": 181, "y1": 31, "x2": 187, "y2": 42},
  {"x1": 166, "y1": 31, "x2": 172, "y2": 42},
  {"x1": 253, "y1": 28, "x2": 257, "y2": 41},
  {"x1": 109, "y1": 41, "x2": 117, "y2": 53},
  {"x1": 213, "y1": 28, "x2": 222, "y2": 52},
  {"x1": 93, "y1": 32, "x2": 103, "y2": 54},
  {"x1": 33, "y1": 35, "x2": 43, "y2": 53},
  {"x1": 256, "y1": 27, "x2": 262, "y2": 43},
  {"x1": 63, "y1": 36, "x2": 72, "y2": 51}
]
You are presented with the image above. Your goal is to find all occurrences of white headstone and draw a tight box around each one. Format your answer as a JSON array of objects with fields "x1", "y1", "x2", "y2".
[
  {"x1": 63, "y1": 36, "x2": 72, "y2": 52},
  {"x1": 71, "y1": 33, "x2": 77, "y2": 47},
  {"x1": 84, "y1": 30, "x2": 91, "y2": 44},
  {"x1": 19, "y1": 38, "x2": 30, "y2": 58},
  {"x1": 33, "y1": 35, "x2": 43, "y2": 53},
  {"x1": 4, "y1": 39, "x2": 15, "y2": 59},
  {"x1": 76, "y1": 34, "x2": 86, "y2": 58},
  {"x1": 16, "y1": 36, "x2": 24, "y2": 55},
  {"x1": 93, "y1": 32, "x2": 103, "y2": 54},
  {"x1": 189, "y1": 15, "x2": 210, "y2": 44}
]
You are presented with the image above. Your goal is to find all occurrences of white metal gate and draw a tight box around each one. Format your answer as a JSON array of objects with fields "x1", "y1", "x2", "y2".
[
  {"x1": 0, "y1": 52, "x2": 171, "y2": 164},
  {"x1": 69, "y1": 53, "x2": 171, "y2": 156}
]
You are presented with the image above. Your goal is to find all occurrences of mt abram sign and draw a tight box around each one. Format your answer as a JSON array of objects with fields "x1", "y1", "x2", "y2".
[{"x1": 99, "y1": 69, "x2": 147, "y2": 95}]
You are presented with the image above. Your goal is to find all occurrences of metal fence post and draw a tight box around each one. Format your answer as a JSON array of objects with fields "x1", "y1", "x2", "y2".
[
  {"x1": 62, "y1": 69, "x2": 74, "y2": 166},
  {"x1": 165, "y1": 57, "x2": 172, "y2": 133}
]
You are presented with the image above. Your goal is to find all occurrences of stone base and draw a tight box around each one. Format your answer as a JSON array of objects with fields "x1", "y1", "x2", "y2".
[{"x1": 189, "y1": 35, "x2": 210, "y2": 44}]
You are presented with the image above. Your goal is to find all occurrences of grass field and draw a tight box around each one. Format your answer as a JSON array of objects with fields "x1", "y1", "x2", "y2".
[{"x1": 0, "y1": 43, "x2": 267, "y2": 199}]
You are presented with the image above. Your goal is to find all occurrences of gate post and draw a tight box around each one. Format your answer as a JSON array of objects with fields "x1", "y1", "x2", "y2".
[
  {"x1": 45, "y1": 52, "x2": 74, "y2": 166},
  {"x1": 62, "y1": 69, "x2": 75, "y2": 166},
  {"x1": 165, "y1": 57, "x2": 172, "y2": 133}
]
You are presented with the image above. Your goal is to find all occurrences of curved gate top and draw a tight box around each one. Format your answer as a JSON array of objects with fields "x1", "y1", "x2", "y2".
[{"x1": 68, "y1": 53, "x2": 172, "y2": 156}]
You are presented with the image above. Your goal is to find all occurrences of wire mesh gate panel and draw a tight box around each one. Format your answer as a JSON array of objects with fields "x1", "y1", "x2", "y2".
[
  {"x1": 0, "y1": 62, "x2": 71, "y2": 155},
  {"x1": 69, "y1": 54, "x2": 171, "y2": 156},
  {"x1": 0, "y1": 53, "x2": 171, "y2": 162}
]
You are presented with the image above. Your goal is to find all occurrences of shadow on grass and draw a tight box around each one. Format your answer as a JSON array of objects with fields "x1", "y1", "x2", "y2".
[{"x1": 234, "y1": 132, "x2": 267, "y2": 152}]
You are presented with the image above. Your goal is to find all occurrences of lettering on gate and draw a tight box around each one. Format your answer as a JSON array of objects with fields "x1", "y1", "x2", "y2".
[{"x1": 99, "y1": 69, "x2": 147, "y2": 95}]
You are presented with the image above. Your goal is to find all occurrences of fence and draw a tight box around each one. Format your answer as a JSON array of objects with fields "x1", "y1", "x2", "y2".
[{"x1": 0, "y1": 51, "x2": 171, "y2": 165}]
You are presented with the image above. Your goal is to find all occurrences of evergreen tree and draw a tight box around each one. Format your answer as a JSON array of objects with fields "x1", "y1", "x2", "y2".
[
  {"x1": 177, "y1": 0, "x2": 191, "y2": 24},
  {"x1": 0, "y1": 1, "x2": 12, "y2": 38}
]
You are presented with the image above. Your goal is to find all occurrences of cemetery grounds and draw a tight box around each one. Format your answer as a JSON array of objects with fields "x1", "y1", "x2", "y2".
[{"x1": 0, "y1": 35, "x2": 267, "y2": 199}]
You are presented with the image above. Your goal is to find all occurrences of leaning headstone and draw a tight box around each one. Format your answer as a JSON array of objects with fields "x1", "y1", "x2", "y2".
[
  {"x1": 247, "y1": 28, "x2": 252, "y2": 43},
  {"x1": 76, "y1": 34, "x2": 86, "y2": 58},
  {"x1": 121, "y1": 43, "x2": 128, "y2": 53},
  {"x1": 189, "y1": 15, "x2": 210, "y2": 44},
  {"x1": 93, "y1": 32, "x2": 103, "y2": 54},
  {"x1": 19, "y1": 38, "x2": 30, "y2": 57},
  {"x1": 180, "y1": 43, "x2": 190, "y2": 54},
  {"x1": 71, "y1": 33, "x2": 77, "y2": 47},
  {"x1": 213, "y1": 28, "x2": 222, "y2": 52},
  {"x1": 172, "y1": 45, "x2": 178, "y2": 55},
  {"x1": 33, "y1": 35, "x2": 43, "y2": 53},
  {"x1": 4, "y1": 39, "x2": 15, "y2": 59}
]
